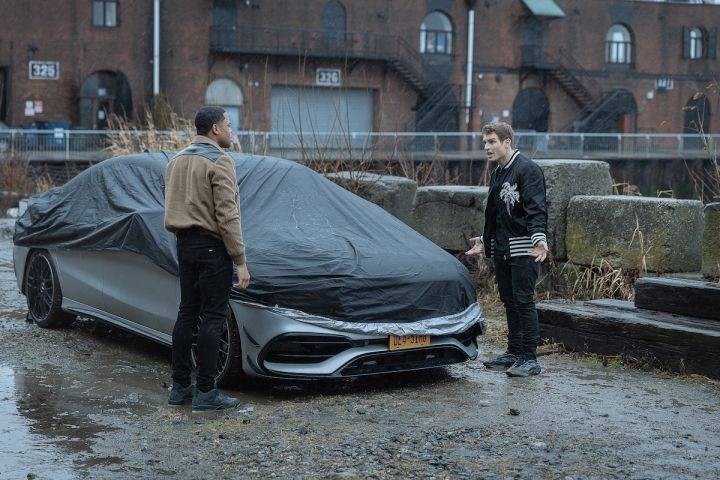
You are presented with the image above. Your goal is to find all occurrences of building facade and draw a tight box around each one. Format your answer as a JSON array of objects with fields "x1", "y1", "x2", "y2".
[{"x1": 0, "y1": 0, "x2": 717, "y2": 134}]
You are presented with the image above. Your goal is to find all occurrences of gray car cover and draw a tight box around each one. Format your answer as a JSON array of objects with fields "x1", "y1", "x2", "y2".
[{"x1": 14, "y1": 153, "x2": 478, "y2": 324}]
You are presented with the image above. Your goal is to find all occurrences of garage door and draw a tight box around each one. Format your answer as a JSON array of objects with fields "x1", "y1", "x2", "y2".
[{"x1": 270, "y1": 86, "x2": 373, "y2": 147}]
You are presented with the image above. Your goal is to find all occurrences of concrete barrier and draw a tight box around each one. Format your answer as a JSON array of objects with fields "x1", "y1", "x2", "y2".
[
  {"x1": 702, "y1": 202, "x2": 720, "y2": 279},
  {"x1": 535, "y1": 160, "x2": 613, "y2": 261},
  {"x1": 412, "y1": 185, "x2": 489, "y2": 251},
  {"x1": 566, "y1": 195, "x2": 704, "y2": 273},
  {"x1": 326, "y1": 172, "x2": 417, "y2": 225}
]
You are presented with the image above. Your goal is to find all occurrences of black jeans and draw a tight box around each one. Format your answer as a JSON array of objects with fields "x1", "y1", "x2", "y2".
[
  {"x1": 493, "y1": 254, "x2": 540, "y2": 360},
  {"x1": 172, "y1": 230, "x2": 233, "y2": 392}
]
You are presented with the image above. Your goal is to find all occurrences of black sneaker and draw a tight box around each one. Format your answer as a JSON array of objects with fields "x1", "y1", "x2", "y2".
[
  {"x1": 506, "y1": 358, "x2": 542, "y2": 377},
  {"x1": 483, "y1": 353, "x2": 519, "y2": 369},
  {"x1": 192, "y1": 388, "x2": 241, "y2": 412},
  {"x1": 168, "y1": 383, "x2": 194, "y2": 405}
]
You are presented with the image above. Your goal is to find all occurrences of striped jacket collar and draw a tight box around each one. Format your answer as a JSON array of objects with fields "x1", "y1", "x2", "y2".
[
  {"x1": 503, "y1": 150, "x2": 520, "y2": 169},
  {"x1": 493, "y1": 150, "x2": 521, "y2": 174}
]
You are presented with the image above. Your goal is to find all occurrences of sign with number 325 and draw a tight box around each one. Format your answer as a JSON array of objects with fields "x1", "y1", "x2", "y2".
[{"x1": 29, "y1": 61, "x2": 59, "y2": 80}]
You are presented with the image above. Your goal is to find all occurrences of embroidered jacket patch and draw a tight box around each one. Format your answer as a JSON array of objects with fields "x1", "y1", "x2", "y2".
[{"x1": 499, "y1": 182, "x2": 519, "y2": 215}]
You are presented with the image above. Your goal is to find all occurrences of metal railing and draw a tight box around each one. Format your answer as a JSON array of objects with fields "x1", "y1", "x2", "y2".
[
  {"x1": 211, "y1": 25, "x2": 410, "y2": 63},
  {"x1": 0, "y1": 129, "x2": 718, "y2": 162},
  {"x1": 210, "y1": 25, "x2": 430, "y2": 97}
]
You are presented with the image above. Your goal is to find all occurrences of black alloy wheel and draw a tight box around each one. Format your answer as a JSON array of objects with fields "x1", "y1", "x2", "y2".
[
  {"x1": 190, "y1": 309, "x2": 247, "y2": 388},
  {"x1": 24, "y1": 250, "x2": 75, "y2": 328}
]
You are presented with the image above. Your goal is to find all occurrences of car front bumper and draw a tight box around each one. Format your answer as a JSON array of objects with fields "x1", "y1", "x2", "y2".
[{"x1": 230, "y1": 298, "x2": 484, "y2": 379}]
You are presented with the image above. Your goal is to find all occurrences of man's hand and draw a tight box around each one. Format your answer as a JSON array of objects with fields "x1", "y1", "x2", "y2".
[
  {"x1": 465, "y1": 236, "x2": 485, "y2": 256},
  {"x1": 235, "y1": 263, "x2": 250, "y2": 289},
  {"x1": 530, "y1": 241, "x2": 549, "y2": 263}
]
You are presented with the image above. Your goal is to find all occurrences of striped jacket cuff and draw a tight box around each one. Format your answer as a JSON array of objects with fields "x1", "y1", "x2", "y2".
[{"x1": 531, "y1": 233, "x2": 547, "y2": 247}]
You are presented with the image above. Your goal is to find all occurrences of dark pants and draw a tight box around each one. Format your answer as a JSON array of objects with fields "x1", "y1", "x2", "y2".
[
  {"x1": 172, "y1": 230, "x2": 233, "y2": 392},
  {"x1": 493, "y1": 254, "x2": 540, "y2": 360}
]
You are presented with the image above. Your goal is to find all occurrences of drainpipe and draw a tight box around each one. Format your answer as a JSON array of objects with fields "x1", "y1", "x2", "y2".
[
  {"x1": 153, "y1": 0, "x2": 160, "y2": 96},
  {"x1": 464, "y1": 0, "x2": 477, "y2": 126}
]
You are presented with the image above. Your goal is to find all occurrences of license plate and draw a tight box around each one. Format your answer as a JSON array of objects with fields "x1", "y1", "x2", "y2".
[{"x1": 389, "y1": 334, "x2": 430, "y2": 351}]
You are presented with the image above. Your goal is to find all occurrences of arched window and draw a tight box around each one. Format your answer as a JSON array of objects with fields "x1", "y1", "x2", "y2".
[
  {"x1": 205, "y1": 78, "x2": 244, "y2": 132},
  {"x1": 322, "y1": 0, "x2": 346, "y2": 43},
  {"x1": 420, "y1": 11, "x2": 453, "y2": 55},
  {"x1": 79, "y1": 70, "x2": 132, "y2": 129},
  {"x1": 605, "y1": 24, "x2": 632, "y2": 65},
  {"x1": 690, "y1": 27, "x2": 704, "y2": 59},
  {"x1": 512, "y1": 88, "x2": 549, "y2": 132}
]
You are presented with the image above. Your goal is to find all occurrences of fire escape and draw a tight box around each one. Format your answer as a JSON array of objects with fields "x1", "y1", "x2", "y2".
[
  {"x1": 522, "y1": 34, "x2": 630, "y2": 132},
  {"x1": 210, "y1": 25, "x2": 461, "y2": 132}
]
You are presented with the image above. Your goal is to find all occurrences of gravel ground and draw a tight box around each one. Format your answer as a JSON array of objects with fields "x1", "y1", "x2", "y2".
[{"x1": 0, "y1": 226, "x2": 718, "y2": 480}]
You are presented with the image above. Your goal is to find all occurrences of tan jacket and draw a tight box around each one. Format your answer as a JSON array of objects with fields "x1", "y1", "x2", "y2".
[{"x1": 164, "y1": 136, "x2": 245, "y2": 266}]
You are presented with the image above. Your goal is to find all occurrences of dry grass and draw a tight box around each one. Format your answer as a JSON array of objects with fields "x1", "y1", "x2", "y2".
[
  {"x1": 612, "y1": 181, "x2": 642, "y2": 196},
  {"x1": 561, "y1": 258, "x2": 638, "y2": 302},
  {"x1": 0, "y1": 153, "x2": 55, "y2": 210},
  {"x1": 106, "y1": 108, "x2": 195, "y2": 157},
  {"x1": 683, "y1": 81, "x2": 720, "y2": 203}
]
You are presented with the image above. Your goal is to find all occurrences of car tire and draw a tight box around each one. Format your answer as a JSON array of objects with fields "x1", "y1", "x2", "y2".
[
  {"x1": 24, "y1": 250, "x2": 75, "y2": 328},
  {"x1": 191, "y1": 310, "x2": 249, "y2": 389}
]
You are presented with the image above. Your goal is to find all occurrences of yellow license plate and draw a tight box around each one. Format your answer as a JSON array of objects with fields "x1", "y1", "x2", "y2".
[{"x1": 389, "y1": 334, "x2": 430, "y2": 351}]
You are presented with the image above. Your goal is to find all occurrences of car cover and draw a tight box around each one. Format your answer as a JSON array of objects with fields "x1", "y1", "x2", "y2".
[{"x1": 14, "y1": 153, "x2": 479, "y2": 324}]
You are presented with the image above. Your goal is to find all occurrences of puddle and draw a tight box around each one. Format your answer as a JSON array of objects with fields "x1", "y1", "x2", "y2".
[
  {"x1": 0, "y1": 365, "x2": 81, "y2": 479},
  {"x1": 0, "y1": 361, "x2": 159, "y2": 478}
]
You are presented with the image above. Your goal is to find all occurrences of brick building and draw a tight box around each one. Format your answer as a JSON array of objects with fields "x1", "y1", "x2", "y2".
[{"x1": 0, "y1": 0, "x2": 717, "y2": 135}]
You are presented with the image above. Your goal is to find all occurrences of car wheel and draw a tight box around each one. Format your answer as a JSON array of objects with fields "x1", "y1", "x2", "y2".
[
  {"x1": 191, "y1": 309, "x2": 248, "y2": 389},
  {"x1": 24, "y1": 250, "x2": 75, "y2": 328}
]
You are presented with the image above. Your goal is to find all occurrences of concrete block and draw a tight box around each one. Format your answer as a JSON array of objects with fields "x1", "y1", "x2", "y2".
[
  {"x1": 566, "y1": 195, "x2": 704, "y2": 273},
  {"x1": 412, "y1": 185, "x2": 489, "y2": 251},
  {"x1": 326, "y1": 172, "x2": 417, "y2": 224},
  {"x1": 702, "y1": 202, "x2": 720, "y2": 279},
  {"x1": 535, "y1": 160, "x2": 613, "y2": 261}
]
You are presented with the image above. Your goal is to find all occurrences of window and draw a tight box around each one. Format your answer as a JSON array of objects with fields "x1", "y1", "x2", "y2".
[
  {"x1": 93, "y1": 0, "x2": 117, "y2": 27},
  {"x1": 689, "y1": 28, "x2": 704, "y2": 58},
  {"x1": 205, "y1": 78, "x2": 244, "y2": 132},
  {"x1": 683, "y1": 26, "x2": 716, "y2": 59},
  {"x1": 605, "y1": 24, "x2": 632, "y2": 65},
  {"x1": 420, "y1": 11, "x2": 453, "y2": 55}
]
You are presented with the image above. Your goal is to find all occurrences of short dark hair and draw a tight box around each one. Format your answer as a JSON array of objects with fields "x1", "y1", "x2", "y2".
[
  {"x1": 194, "y1": 106, "x2": 226, "y2": 136},
  {"x1": 482, "y1": 122, "x2": 514, "y2": 145}
]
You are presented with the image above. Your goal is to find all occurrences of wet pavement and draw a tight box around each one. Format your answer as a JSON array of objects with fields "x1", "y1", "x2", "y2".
[{"x1": 0, "y1": 223, "x2": 719, "y2": 479}]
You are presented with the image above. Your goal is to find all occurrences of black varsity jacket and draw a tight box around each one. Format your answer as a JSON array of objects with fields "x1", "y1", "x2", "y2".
[{"x1": 482, "y1": 150, "x2": 548, "y2": 259}]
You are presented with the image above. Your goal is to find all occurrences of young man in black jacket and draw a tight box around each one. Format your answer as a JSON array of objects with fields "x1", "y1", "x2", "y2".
[{"x1": 466, "y1": 122, "x2": 549, "y2": 377}]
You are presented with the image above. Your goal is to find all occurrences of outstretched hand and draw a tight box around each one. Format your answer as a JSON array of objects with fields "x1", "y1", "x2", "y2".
[
  {"x1": 530, "y1": 241, "x2": 549, "y2": 263},
  {"x1": 465, "y1": 236, "x2": 484, "y2": 256}
]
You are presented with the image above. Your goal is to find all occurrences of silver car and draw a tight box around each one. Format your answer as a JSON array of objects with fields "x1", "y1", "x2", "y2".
[{"x1": 13, "y1": 153, "x2": 485, "y2": 387}]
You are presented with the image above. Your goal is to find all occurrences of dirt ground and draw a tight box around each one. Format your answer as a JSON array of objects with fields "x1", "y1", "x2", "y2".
[{"x1": 1, "y1": 227, "x2": 719, "y2": 480}]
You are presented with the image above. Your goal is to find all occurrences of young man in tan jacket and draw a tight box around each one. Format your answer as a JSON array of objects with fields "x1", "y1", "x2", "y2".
[{"x1": 164, "y1": 106, "x2": 250, "y2": 411}]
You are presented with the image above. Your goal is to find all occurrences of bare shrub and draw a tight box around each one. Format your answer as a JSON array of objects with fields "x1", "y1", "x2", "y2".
[
  {"x1": 0, "y1": 153, "x2": 55, "y2": 210},
  {"x1": 683, "y1": 81, "x2": 719, "y2": 202},
  {"x1": 0, "y1": 154, "x2": 35, "y2": 195}
]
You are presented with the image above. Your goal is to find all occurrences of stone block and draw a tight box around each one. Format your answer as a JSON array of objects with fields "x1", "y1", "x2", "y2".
[
  {"x1": 535, "y1": 160, "x2": 613, "y2": 261},
  {"x1": 326, "y1": 172, "x2": 417, "y2": 224},
  {"x1": 566, "y1": 195, "x2": 704, "y2": 273},
  {"x1": 412, "y1": 185, "x2": 489, "y2": 251},
  {"x1": 702, "y1": 202, "x2": 720, "y2": 279}
]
